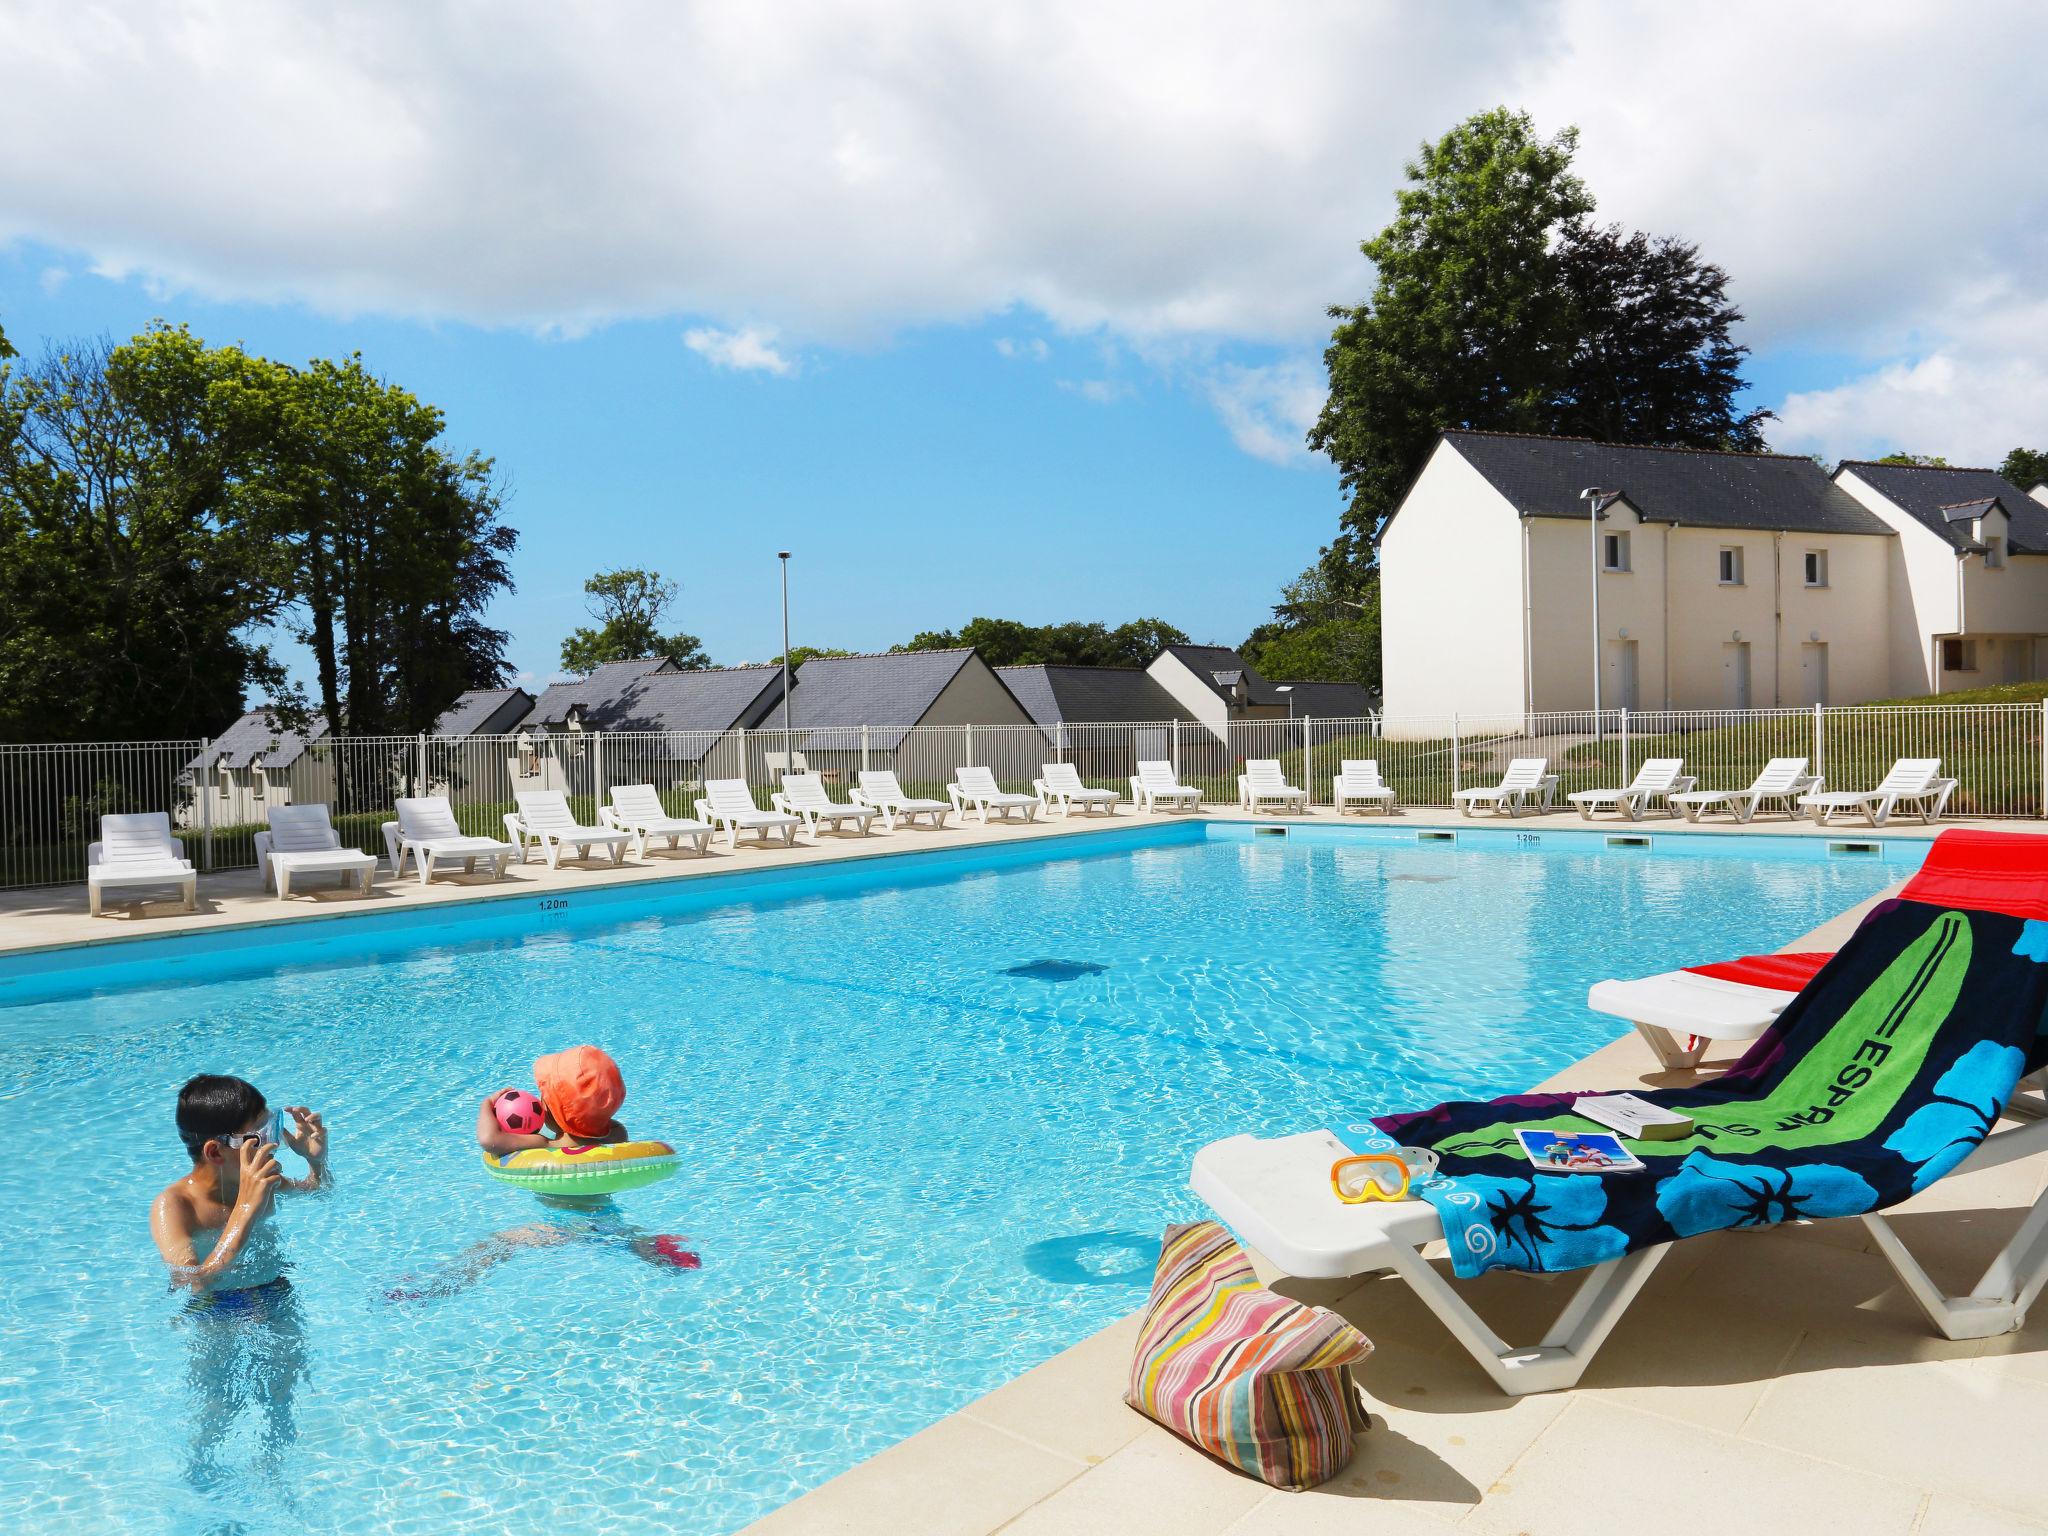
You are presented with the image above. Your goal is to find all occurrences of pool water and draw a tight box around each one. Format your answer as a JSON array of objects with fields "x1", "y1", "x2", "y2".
[{"x1": 0, "y1": 825, "x2": 1916, "y2": 1533}]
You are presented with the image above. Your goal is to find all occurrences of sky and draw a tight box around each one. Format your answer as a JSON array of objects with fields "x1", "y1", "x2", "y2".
[{"x1": 1, "y1": 1, "x2": 2044, "y2": 691}]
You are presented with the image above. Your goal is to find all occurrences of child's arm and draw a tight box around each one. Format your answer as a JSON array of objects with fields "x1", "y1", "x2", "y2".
[
  {"x1": 476, "y1": 1090, "x2": 554, "y2": 1157},
  {"x1": 151, "y1": 1144, "x2": 282, "y2": 1292}
]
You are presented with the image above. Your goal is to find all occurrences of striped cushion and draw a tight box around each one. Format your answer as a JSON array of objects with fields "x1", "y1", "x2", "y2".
[{"x1": 1125, "y1": 1221, "x2": 1372, "y2": 1489}]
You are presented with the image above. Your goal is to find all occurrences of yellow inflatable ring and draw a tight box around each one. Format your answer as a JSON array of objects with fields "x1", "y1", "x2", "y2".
[{"x1": 482, "y1": 1139, "x2": 680, "y2": 1195}]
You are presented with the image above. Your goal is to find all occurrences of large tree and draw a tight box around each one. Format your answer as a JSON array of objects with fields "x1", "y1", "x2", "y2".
[
  {"x1": 1240, "y1": 568, "x2": 1379, "y2": 694},
  {"x1": 2000, "y1": 446, "x2": 2048, "y2": 490},
  {"x1": 896, "y1": 615, "x2": 1189, "y2": 668},
  {"x1": 560, "y1": 568, "x2": 709, "y2": 674}
]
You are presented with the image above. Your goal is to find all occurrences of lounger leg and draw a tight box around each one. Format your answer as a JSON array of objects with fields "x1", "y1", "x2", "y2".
[
  {"x1": 1863, "y1": 1188, "x2": 2048, "y2": 1341},
  {"x1": 1380, "y1": 1240, "x2": 1671, "y2": 1395},
  {"x1": 278, "y1": 868, "x2": 293, "y2": 901},
  {"x1": 183, "y1": 877, "x2": 198, "y2": 913},
  {"x1": 1632, "y1": 1021, "x2": 1709, "y2": 1072}
]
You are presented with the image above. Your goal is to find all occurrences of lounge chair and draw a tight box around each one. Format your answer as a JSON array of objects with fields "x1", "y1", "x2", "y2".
[
  {"x1": 850, "y1": 770, "x2": 950, "y2": 831},
  {"x1": 1451, "y1": 757, "x2": 1558, "y2": 818},
  {"x1": 695, "y1": 778, "x2": 801, "y2": 849},
  {"x1": 505, "y1": 791, "x2": 633, "y2": 869},
  {"x1": 1194, "y1": 830, "x2": 2048, "y2": 1396},
  {"x1": 383, "y1": 796, "x2": 517, "y2": 886},
  {"x1": 1237, "y1": 758, "x2": 1308, "y2": 815},
  {"x1": 1129, "y1": 759, "x2": 1201, "y2": 813},
  {"x1": 1033, "y1": 762, "x2": 1120, "y2": 818},
  {"x1": 1799, "y1": 757, "x2": 1957, "y2": 827},
  {"x1": 1332, "y1": 760, "x2": 1397, "y2": 816},
  {"x1": 86, "y1": 812, "x2": 197, "y2": 916},
  {"x1": 774, "y1": 773, "x2": 879, "y2": 837},
  {"x1": 1566, "y1": 757, "x2": 1695, "y2": 821},
  {"x1": 601, "y1": 784, "x2": 714, "y2": 859},
  {"x1": 257, "y1": 804, "x2": 378, "y2": 899},
  {"x1": 948, "y1": 765, "x2": 1039, "y2": 823},
  {"x1": 1670, "y1": 757, "x2": 1818, "y2": 823}
]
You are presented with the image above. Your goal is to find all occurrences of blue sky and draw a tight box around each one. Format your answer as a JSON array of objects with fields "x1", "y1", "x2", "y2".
[{"x1": 2, "y1": 3, "x2": 2041, "y2": 694}]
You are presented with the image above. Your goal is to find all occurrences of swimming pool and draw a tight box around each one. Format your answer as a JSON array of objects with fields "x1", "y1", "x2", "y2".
[{"x1": 0, "y1": 823, "x2": 1921, "y2": 1533}]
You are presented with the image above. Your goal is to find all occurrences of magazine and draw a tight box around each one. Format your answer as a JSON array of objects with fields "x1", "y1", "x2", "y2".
[{"x1": 1516, "y1": 1128, "x2": 1646, "y2": 1174}]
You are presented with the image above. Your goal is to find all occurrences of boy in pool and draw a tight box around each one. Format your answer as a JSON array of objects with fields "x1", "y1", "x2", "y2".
[
  {"x1": 150, "y1": 1074, "x2": 328, "y2": 1294},
  {"x1": 475, "y1": 1044, "x2": 630, "y2": 1155}
]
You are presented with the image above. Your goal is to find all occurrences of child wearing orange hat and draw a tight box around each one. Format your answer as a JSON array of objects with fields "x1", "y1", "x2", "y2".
[{"x1": 475, "y1": 1045, "x2": 630, "y2": 1157}]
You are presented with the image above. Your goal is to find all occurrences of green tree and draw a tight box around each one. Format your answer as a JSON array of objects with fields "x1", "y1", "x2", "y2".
[
  {"x1": 1241, "y1": 568, "x2": 1379, "y2": 693},
  {"x1": 560, "y1": 568, "x2": 709, "y2": 674},
  {"x1": 896, "y1": 615, "x2": 1188, "y2": 667},
  {"x1": 769, "y1": 645, "x2": 854, "y2": 668},
  {"x1": 1875, "y1": 453, "x2": 1950, "y2": 467},
  {"x1": 1998, "y1": 447, "x2": 2047, "y2": 489}
]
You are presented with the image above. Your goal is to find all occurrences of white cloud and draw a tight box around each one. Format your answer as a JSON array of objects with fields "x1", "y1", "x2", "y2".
[
  {"x1": 37, "y1": 264, "x2": 67, "y2": 294},
  {"x1": 682, "y1": 325, "x2": 795, "y2": 376},
  {"x1": 1203, "y1": 358, "x2": 1325, "y2": 465},
  {"x1": 995, "y1": 336, "x2": 1049, "y2": 361},
  {"x1": 1058, "y1": 377, "x2": 1132, "y2": 404}
]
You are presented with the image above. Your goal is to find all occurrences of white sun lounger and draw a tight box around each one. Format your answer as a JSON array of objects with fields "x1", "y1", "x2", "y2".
[
  {"x1": 257, "y1": 804, "x2": 377, "y2": 899},
  {"x1": 86, "y1": 812, "x2": 197, "y2": 916},
  {"x1": 1129, "y1": 760, "x2": 1201, "y2": 813},
  {"x1": 695, "y1": 778, "x2": 801, "y2": 849},
  {"x1": 1567, "y1": 758, "x2": 1695, "y2": 821},
  {"x1": 1033, "y1": 762, "x2": 1120, "y2": 818},
  {"x1": 1671, "y1": 757, "x2": 1819, "y2": 823},
  {"x1": 1452, "y1": 757, "x2": 1558, "y2": 818},
  {"x1": 948, "y1": 765, "x2": 1038, "y2": 823},
  {"x1": 1238, "y1": 758, "x2": 1309, "y2": 815},
  {"x1": 506, "y1": 791, "x2": 633, "y2": 869},
  {"x1": 383, "y1": 796, "x2": 517, "y2": 885},
  {"x1": 600, "y1": 784, "x2": 714, "y2": 859},
  {"x1": 1799, "y1": 758, "x2": 1957, "y2": 827},
  {"x1": 850, "y1": 770, "x2": 950, "y2": 831},
  {"x1": 1193, "y1": 1114, "x2": 2048, "y2": 1397},
  {"x1": 774, "y1": 773, "x2": 879, "y2": 837},
  {"x1": 1333, "y1": 760, "x2": 1397, "y2": 815}
]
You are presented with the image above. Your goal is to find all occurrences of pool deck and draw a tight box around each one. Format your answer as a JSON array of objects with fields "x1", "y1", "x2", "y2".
[{"x1": 12, "y1": 803, "x2": 2048, "y2": 1534}]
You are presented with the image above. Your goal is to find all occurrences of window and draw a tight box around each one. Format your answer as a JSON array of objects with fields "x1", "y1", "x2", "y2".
[
  {"x1": 1985, "y1": 537, "x2": 2005, "y2": 569},
  {"x1": 251, "y1": 765, "x2": 266, "y2": 800},
  {"x1": 1942, "y1": 638, "x2": 1978, "y2": 674},
  {"x1": 1602, "y1": 531, "x2": 1631, "y2": 572},
  {"x1": 1718, "y1": 546, "x2": 1744, "y2": 585},
  {"x1": 1803, "y1": 549, "x2": 1829, "y2": 587},
  {"x1": 217, "y1": 767, "x2": 232, "y2": 799}
]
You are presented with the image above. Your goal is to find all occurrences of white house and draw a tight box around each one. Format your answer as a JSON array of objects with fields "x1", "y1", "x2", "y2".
[
  {"x1": 184, "y1": 710, "x2": 333, "y2": 828},
  {"x1": 1832, "y1": 461, "x2": 2048, "y2": 693},
  {"x1": 1379, "y1": 431, "x2": 1906, "y2": 718}
]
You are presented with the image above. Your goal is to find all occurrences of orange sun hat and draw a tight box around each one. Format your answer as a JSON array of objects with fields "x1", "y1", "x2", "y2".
[{"x1": 533, "y1": 1046, "x2": 625, "y2": 1139}]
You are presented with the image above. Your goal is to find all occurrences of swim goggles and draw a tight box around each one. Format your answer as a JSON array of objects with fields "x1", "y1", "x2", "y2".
[
  {"x1": 1329, "y1": 1147, "x2": 1439, "y2": 1204},
  {"x1": 222, "y1": 1111, "x2": 280, "y2": 1151}
]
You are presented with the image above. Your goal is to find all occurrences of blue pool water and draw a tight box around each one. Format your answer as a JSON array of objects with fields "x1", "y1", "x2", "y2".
[{"x1": 0, "y1": 824, "x2": 1920, "y2": 1533}]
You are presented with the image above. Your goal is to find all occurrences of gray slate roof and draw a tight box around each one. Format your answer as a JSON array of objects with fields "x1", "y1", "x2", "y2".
[
  {"x1": 193, "y1": 709, "x2": 328, "y2": 771},
  {"x1": 1269, "y1": 679, "x2": 1373, "y2": 717},
  {"x1": 430, "y1": 687, "x2": 533, "y2": 737},
  {"x1": 1839, "y1": 462, "x2": 2048, "y2": 555},
  {"x1": 1436, "y1": 431, "x2": 1894, "y2": 537},
  {"x1": 577, "y1": 666, "x2": 785, "y2": 736},
  {"x1": 1157, "y1": 644, "x2": 1288, "y2": 707},
  {"x1": 522, "y1": 656, "x2": 678, "y2": 728},
  {"x1": 996, "y1": 664, "x2": 1197, "y2": 726},
  {"x1": 784, "y1": 649, "x2": 979, "y2": 750}
]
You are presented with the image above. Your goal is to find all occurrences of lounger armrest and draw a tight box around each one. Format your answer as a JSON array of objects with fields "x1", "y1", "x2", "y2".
[
  {"x1": 770, "y1": 793, "x2": 792, "y2": 814},
  {"x1": 598, "y1": 806, "x2": 622, "y2": 830},
  {"x1": 1671, "y1": 776, "x2": 1697, "y2": 797},
  {"x1": 694, "y1": 799, "x2": 712, "y2": 823},
  {"x1": 87, "y1": 840, "x2": 104, "y2": 866}
]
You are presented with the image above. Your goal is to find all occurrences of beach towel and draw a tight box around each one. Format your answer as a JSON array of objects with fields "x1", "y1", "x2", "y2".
[{"x1": 1356, "y1": 830, "x2": 2048, "y2": 1278}]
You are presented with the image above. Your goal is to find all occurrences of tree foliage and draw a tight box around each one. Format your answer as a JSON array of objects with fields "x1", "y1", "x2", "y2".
[
  {"x1": 1999, "y1": 447, "x2": 2047, "y2": 489},
  {"x1": 1875, "y1": 453, "x2": 1950, "y2": 467},
  {"x1": 1240, "y1": 568, "x2": 1380, "y2": 694},
  {"x1": 560, "y1": 568, "x2": 709, "y2": 674},
  {"x1": 769, "y1": 646, "x2": 854, "y2": 668},
  {"x1": 895, "y1": 616, "x2": 1189, "y2": 668}
]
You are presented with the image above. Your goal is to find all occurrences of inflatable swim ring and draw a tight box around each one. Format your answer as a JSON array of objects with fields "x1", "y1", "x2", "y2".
[{"x1": 482, "y1": 1139, "x2": 680, "y2": 1195}]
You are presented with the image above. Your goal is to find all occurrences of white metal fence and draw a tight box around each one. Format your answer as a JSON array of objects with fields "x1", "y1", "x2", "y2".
[{"x1": 3, "y1": 702, "x2": 2043, "y2": 889}]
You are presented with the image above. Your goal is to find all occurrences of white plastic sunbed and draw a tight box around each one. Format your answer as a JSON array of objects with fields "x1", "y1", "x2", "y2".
[
  {"x1": 600, "y1": 784, "x2": 714, "y2": 859},
  {"x1": 1033, "y1": 762, "x2": 1120, "y2": 818},
  {"x1": 86, "y1": 812, "x2": 197, "y2": 916},
  {"x1": 850, "y1": 770, "x2": 950, "y2": 831},
  {"x1": 257, "y1": 804, "x2": 377, "y2": 899},
  {"x1": 506, "y1": 791, "x2": 633, "y2": 869},
  {"x1": 948, "y1": 765, "x2": 1039, "y2": 823},
  {"x1": 1670, "y1": 757, "x2": 1819, "y2": 823},
  {"x1": 1567, "y1": 757, "x2": 1695, "y2": 821},
  {"x1": 695, "y1": 778, "x2": 801, "y2": 849},
  {"x1": 1451, "y1": 757, "x2": 1558, "y2": 817},
  {"x1": 1238, "y1": 758, "x2": 1309, "y2": 815},
  {"x1": 1129, "y1": 760, "x2": 1201, "y2": 813},
  {"x1": 1332, "y1": 759, "x2": 1397, "y2": 815},
  {"x1": 1799, "y1": 758, "x2": 1957, "y2": 827},
  {"x1": 1193, "y1": 1113, "x2": 2048, "y2": 1397},
  {"x1": 774, "y1": 773, "x2": 879, "y2": 837},
  {"x1": 383, "y1": 796, "x2": 518, "y2": 885}
]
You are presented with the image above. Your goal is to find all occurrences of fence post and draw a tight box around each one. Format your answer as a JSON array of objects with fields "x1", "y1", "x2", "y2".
[
  {"x1": 1451, "y1": 712, "x2": 1461, "y2": 800},
  {"x1": 199, "y1": 736, "x2": 214, "y2": 873},
  {"x1": 1303, "y1": 716, "x2": 1315, "y2": 806},
  {"x1": 1813, "y1": 702, "x2": 1825, "y2": 786},
  {"x1": 2040, "y1": 699, "x2": 2047, "y2": 819},
  {"x1": 1172, "y1": 719, "x2": 1182, "y2": 776},
  {"x1": 417, "y1": 732, "x2": 427, "y2": 797},
  {"x1": 965, "y1": 723, "x2": 974, "y2": 770},
  {"x1": 593, "y1": 730, "x2": 606, "y2": 810},
  {"x1": 862, "y1": 724, "x2": 871, "y2": 774},
  {"x1": 1056, "y1": 721, "x2": 1066, "y2": 764},
  {"x1": 1620, "y1": 707, "x2": 1630, "y2": 785},
  {"x1": 733, "y1": 726, "x2": 745, "y2": 800}
]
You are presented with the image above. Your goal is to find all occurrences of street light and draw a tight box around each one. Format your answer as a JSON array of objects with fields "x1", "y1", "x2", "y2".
[
  {"x1": 1579, "y1": 488, "x2": 1617, "y2": 734},
  {"x1": 778, "y1": 552, "x2": 792, "y2": 758},
  {"x1": 1274, "y1": 684, "x2": 1295, "y2": 720}
]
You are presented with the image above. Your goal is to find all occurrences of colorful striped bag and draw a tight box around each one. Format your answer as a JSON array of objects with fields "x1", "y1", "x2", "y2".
[{"x1": 1125, "y1": 1221, "x2": 1373, "y2": 1489}]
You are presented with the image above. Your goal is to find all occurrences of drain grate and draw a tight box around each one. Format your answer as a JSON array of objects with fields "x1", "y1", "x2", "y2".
[
  {"x1": 1389, "y1": 874, "x2": 1457, "y2": 883},
  {"x1": 1004, "y1": 959, "x2": 1109, "y2": 983}
]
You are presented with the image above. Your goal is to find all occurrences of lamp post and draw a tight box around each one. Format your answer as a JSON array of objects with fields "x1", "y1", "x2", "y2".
[
  {"x1": 777, "y1": 552, "x2": 793, "y2": 763},
  {"x1": 1580, "y1": 488, "x2": 1615, "y2": 737}
]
